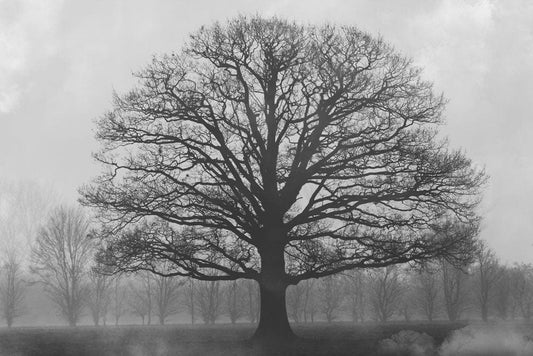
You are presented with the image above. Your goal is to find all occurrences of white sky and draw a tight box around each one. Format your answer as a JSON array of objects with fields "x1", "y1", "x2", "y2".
[{"x1": 0, "y1": 0, "x2": 532, "y2": 263}]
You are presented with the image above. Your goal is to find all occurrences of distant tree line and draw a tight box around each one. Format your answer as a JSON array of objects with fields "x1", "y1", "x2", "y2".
[
  {"x1": 0, "y1": 184, "x2": 527, "y2": 327},
  {"x1": 0, "y1": 203, "x2": 531, "y2": 327}
]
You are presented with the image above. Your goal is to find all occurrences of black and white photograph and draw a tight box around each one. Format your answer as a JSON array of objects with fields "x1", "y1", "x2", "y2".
[{"x1": 0, "y1": 1, "x2": 532, "y2": 355}]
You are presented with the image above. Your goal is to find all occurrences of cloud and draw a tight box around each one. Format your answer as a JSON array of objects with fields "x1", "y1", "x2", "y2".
[
  {"x1": 0, "y1": 0, "x2": 64, "y2": 113},
  {"x1": 408, "y1": 0, "x2": 495, "y2": 85}
]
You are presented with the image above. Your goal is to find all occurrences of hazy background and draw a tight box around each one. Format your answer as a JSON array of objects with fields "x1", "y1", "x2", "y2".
[{"x1": 0, "y1": 0, "x2": 532, "y2": 263}]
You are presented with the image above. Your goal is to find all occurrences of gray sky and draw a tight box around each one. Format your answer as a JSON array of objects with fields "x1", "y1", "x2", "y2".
[{"x1": 1, "y1": 0, "x2": 532, "y2": 263}]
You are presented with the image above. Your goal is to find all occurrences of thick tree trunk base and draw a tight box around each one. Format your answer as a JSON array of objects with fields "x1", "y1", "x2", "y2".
[
  {"x1": 249, "y1": 325, "x2": 298, "y2": 355},
  {"x1": 251, "y1": 322, "x2": 296, "y2": 343}
]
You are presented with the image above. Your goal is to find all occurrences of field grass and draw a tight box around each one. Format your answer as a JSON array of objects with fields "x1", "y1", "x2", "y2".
[{"x1": 0, "y1": 321, "x2": 470, "y2": 356}]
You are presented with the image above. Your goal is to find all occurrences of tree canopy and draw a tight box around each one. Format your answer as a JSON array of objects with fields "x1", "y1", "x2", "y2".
[{"x1": 81, "y1": 16, "x2": 485, "y2": 340}]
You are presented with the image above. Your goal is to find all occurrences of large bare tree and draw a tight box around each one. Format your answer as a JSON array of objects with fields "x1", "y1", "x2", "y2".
[
  {"x1": 31, "y1": 206, "x2": 93, "y2": 326},
  {"x1": 81, "y1": 16, "x2": 485, "y2": 340}
]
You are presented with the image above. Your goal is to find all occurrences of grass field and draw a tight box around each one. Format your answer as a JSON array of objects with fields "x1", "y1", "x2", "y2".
[{"x1": 0, "y1": 321, "x2": 475, "y2": 356}]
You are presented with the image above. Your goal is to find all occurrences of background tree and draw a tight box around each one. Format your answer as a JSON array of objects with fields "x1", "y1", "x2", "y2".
[
  {"x1": 287, "y1": 282, "x2": 306, "y2": 323},
  {"x1": 183, "y1": 278, "x2": 196, "y2": 324},
  {"x1": 301, "y1": 279, "x2": 318, "y2": 323},
  {"x1": 369, "y1": 267, "x2": 402, "y2": 322},
  {"x1": 226, "y1": 280, "x2": 245, "y2": 324},
  {"x1": 0, "y1": 180, "x2": 55, "y2": 251},
  {"x1": 128, "y1": 271, "x2": 154, "y2": 324},
  {"x1": 398, "y1": 270, "x2": 416, "y2": 321},
  {"x1": 474, "y1": 241, "x2": 501, "y2": 321},
  {"x1": 31, "y1": 206, "x2": 93, "y2": 326},
  {"x1": 319, "y1": 276, "x2": 344, "y2": 323},
  {"x1": 87, "y1": 269, "x2": 112, "y2": 326},
  {"x1": 153, "y1": 274, "x2": 184, "y2": 325},
  {"x1": 0, "y1": 180, "x2": 53, "y2": 327},
  {"x1": 82, "y1": 16, "x2": 485, "y2": 341},
  {"x1": 493, "y1": 264, "x2": 512, "y2": 320},
  {"x1": 243, "y1": 280, "x2": 259, "y2": 324},
  {"x1": 196, "y1": 280, "x2": 223, "y2": 324},
  {"x1": 510, "y1": 264, "x2": 533, "y2": 320},
  {"x1": 0, "y1": 248, "x2": 26, "y2": 327},
  {"x1": 110, "y1": 275, "x2": 128, "y2": 325},
  {"x1": 441, "y1": 261, "x2": 469, "y2": 321},
  {"x1": 343, "y1": 270, "x2": 367, "y2": 323},
  {"x1": 415, "y1": 266, "x2": 441, "y2": 321}
]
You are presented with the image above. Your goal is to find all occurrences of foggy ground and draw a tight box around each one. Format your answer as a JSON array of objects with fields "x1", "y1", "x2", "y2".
[{"x1": 0, "y1": 321, "x2": 484, "y2": 356}]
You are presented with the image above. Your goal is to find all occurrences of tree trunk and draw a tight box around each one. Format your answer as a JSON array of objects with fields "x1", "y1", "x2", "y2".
[{"x1": 252, "y1": 242, "x2": 295, "y2": 343}]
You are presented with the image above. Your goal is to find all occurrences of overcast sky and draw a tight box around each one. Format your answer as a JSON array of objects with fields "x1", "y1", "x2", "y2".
[{"x1": 1, "y1": 0, "x2": 532, "y2": 263}]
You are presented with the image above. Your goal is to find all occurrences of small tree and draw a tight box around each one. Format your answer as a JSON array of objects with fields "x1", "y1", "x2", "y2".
[
  {"x1": 441, "y1": 261, "x2": 469, "y2": 321},
  {"x1": 320, "y1": 276, "x2": 344, "y2": 323},
  {"x1": 244, "y1": 280, "x2": 259, "y2": 324},
  {"x1": 226, "y1": 280, "x2": 245, "y2": 324},
  {"x1": 31, "y1": 206, "x2": 93, "y2": 326},
  {"x1": 129, "y1": 271, "x2": 154, "y2": 324},
  {"x1": 0, "y1": 249, "x2": 26, "y2": 327},
  {"x1": 343, "y1": 270, "x2": 367, "y2": 323},
  {"x1": 87, "y1": 269, "x2": 113, "y2": 326},
  {"x1": 110, "y1": 275, "x2": 128, "y2": 325},
  {"x1": 369, "y1": 267, "x2": 403, "y2": 322},
  {"x1": 183, "y1": 278, "x2": 196, "y2": 324},
  {"x1": 474, "y1": 241, "x2": 501, "y2": 321},
  {"x1": 399, "y1": 270, "x2": 416, "y2": 321},
  {"x1": 493, "y1": 265, "x2": 512, "y2": 320},
  {"x1": 153, "y1": 274, "x2": 184, "y2": 325},
  {"x1": 302, "y1": 279, "x2": 317, "y2": 323},
  {"x1": 196, "y1": 280, "x2": 223, "y2": 324},
  {"x1": 415, "y1": 266, "x2": 441, "y2": 321},
  {"x1": 510, "y1": 264, "x2": 533, "y2": 320},
  {"x1": 286, "y1": 282, "x2": 306, "y2": 323}
]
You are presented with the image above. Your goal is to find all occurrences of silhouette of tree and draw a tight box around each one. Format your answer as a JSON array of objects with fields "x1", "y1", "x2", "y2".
[{"x1": 82, "y1": 16, "x2": 485, "y2": 341}]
